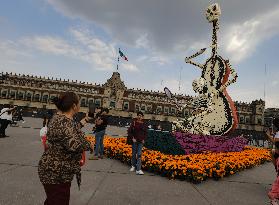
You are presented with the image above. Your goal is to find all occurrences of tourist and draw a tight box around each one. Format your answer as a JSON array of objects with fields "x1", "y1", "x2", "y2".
[
  {"x1": 38, "y1": 92, "x2": 92, "y2": 205},
  {"x1": 129, "y1": 111, "x2": 147, "y2": 175},
  {"x1": 17, "y1": 109, "x2": 25, "y2": 123},
  {"x1": 90, "y1": 107, "x2": 109, "y2": 160},
  {"x1": 0, "y1": 105, "x2": 15, "y2": 138},
  {"x1": 156, "y1": 124, "x2": 162, "y2": 131},
  {"x1": 266, "y1": 118, "x2": 279, "y2": 204},
  {"x1": 88, "y1": 107, "x2": 102, "y2": 159}
]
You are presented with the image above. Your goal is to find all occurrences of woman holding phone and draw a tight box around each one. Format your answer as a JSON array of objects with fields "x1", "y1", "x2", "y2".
[{"x1": 38, "y1": 92, "x2": 92, "y2": 205}]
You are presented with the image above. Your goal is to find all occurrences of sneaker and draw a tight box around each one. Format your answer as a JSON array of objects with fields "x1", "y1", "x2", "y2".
[
  {"x1": 99, "y1": 155, "x2": 104, "y2": 159},
  {"x1": 88, "y1": 155, "x2": 99, "y2": 160},
  {"x1": 136, "y1": 170, "x2": 144, "y2": 175},
  {"x1": 22, "y1": 121, "x2": 25, "y2": 123},
  {"x1": 129, "y1": 166, "x2": 136, "y2": 172},
  {"x1": 271, "y1": 199, "x2": 279, "y2": 205}
]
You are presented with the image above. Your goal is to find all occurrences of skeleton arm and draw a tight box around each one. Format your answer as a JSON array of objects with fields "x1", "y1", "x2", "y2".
[
  {"x1": 185, "y1": 48, "x2": 207, "y2": 69},
  {"x1": 220, "y1": 61, "x2": 238, "y2": 91}
]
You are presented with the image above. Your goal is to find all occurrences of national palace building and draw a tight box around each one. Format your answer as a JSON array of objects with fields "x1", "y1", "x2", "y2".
[{"x1": 0, "y1": 71, "x2": 266, "y2": 135}]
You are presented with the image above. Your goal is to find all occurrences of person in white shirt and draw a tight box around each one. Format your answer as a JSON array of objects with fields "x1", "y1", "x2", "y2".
[
  {"x1": 0, "y1": 106, "x2": 15, "y2": 138},
  {"x1": 40, "y1": 117, "x2": 48, "y2": 150}
]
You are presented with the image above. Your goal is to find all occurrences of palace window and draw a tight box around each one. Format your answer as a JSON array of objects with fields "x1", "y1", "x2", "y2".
[
  {"x1": 17, "y1": 92, "x2": 24, "y2": 100},
  {"x1": 135, "y1": 104, "x2": 140, "y2": 112},
  {"x1": 123, "y1": 102, "x2": 129, "y2": 111},
  {"x1": 110, "y1": 101, "x2": 116, "y2": 108},
  {"x1": 164, "y1": 107, "x2": 169, "y2": 114},
  {"x1": 95, "y1": 99, "x2": 101, "y2": 107},
  {"x1": 10, "y1": 91, "x2": 16, "y2": 99},
  {"x1": 88, "y1": 99, "x2": 94, "y2": 105},
  {"x1": 141, "y1": 105, "x2": 146, "y2": 111},
  {"x1": 33, "y1": 94, "x2": 41, "y2": 102},
  {"x1": 50, "y1": 95, "x2": 56, "y2": 103},
  {"x1": 81, "y1": 99, "x2": 87, "y2": 107},
  {"x1": 156, "y1": 106, "x2": 162, "y2": 114},
  {"x1": 1, "y1": 90, "x2": 7, "y2": 98},
  {"x1": 26, "y1": 93, "x2": 32, "y2": 101},
  {"x1": 42, "y1": 95, "x2": 48, "y2": 103},
  {"x1": 257, "y1": 118, "x2": 262, "y2": 125},
  {"x1": 171, "y1": 108, "x2": 176, "y2": 114},
  {"x1": 240, "y1": 116, "x2": 244, "y2": 124}
]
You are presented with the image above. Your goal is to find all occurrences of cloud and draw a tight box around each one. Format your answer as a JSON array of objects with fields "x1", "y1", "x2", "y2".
[
  {"x1": 46, "y1": 0, "x2": 279, "y2": 63},
  {"x1": 271, "y1": 80, "x2": 279, "y2": 87},
  {"x1": 18, "y1": 28, "x2": 139, "y2": 72},
  {"x1": 223, "y1": 6, "x2": 279, "y2": 63},
  {"x1": 135, "y1": 33, "x2": 149, "y2": 49},
  {"x1": 21, "y1": 32, "x2": 115, "y2": 70},
  {"x1": 121, "y1": 63, "x2": 139, "y2": 72}
]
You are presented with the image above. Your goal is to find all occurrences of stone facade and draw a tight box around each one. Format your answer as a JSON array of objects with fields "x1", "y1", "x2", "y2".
[
  {"x1": 0, "y1": 71, "x2": 265, "y2": 132},
  {"x1": 264, "y1": 108, "x2": 279, "y2": 131}
]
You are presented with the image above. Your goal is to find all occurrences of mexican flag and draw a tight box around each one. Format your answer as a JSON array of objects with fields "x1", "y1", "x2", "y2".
[{"x1": 119, "y1": 49, "x2": 128, "y2": 61}]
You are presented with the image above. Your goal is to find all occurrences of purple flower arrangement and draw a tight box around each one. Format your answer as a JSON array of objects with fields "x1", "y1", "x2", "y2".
[{"x1": 173, "y1": 132, "x2": 248, "y2": 154}]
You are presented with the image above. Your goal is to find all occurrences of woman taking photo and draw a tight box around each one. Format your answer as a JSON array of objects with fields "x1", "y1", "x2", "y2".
[{"x1": 38, "y1": 92, "x2": 92, "y2": 205}]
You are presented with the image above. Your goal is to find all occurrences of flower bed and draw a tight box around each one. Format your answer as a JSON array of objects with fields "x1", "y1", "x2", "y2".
[
  {"x1": 174, "y1": 132, "x2": 248, "y2": 154},
  {"x1": 145, "y1": 130, "x2": 248, "y2": 155},
  {"x1": 86, "y1": 136, "x2": 271, "y2": 183}
]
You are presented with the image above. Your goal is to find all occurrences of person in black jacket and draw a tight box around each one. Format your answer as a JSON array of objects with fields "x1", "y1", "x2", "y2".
[{"x1": 90, "y1": 108, "x2": 109, "y2": 160}]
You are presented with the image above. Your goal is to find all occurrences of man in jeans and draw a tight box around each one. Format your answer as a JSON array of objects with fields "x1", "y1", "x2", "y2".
[
  {"x1": 91, "y1": 108, "x2": 109, "y2": 160},
  {"x1": 129, "y1": 111, "x2": 147, "y2": 175}
]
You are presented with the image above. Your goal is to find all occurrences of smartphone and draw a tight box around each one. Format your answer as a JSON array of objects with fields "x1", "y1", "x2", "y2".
[{"x1": 74, "y1": 112, "x2": 86, "y2": 122}]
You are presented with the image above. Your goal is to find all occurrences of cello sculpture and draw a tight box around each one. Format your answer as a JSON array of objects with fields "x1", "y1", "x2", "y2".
[{"x1": 172, "y1": 3, "x2": 238, "y2": 136}]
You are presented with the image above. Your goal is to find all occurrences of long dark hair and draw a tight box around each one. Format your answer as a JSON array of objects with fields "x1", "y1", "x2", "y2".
[{"x1": 52, "y1": 92, "x2": 79, "y2": 112}]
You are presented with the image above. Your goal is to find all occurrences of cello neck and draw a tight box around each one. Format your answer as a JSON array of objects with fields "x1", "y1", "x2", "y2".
[{"x1": 212, "y1": 20, "x2": 218, "y2": 56}]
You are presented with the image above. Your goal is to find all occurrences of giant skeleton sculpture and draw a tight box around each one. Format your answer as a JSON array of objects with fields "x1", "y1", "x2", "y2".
[{"x1": 169, "y1": 3, "x2": 238, "y2": 136}]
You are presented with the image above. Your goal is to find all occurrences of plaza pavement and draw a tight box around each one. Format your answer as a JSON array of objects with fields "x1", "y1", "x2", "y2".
[{"x1": 0, "y1": 117, "x2": 275, "y2": 205}]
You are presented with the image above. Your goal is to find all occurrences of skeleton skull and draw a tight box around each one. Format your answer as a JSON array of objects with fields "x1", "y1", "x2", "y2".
[{"x1": 205, "y1": 3, "x2": 221, "y2": 23}]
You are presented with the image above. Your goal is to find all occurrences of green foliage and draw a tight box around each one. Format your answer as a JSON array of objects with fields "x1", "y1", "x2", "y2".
[{"x1": 145, "y1": 130, "x2": 185, "y2": 155}]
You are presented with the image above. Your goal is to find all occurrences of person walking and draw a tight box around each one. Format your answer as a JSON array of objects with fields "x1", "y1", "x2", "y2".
[
  {"x1": 38, "y1": 92, "x2": 92, "y2": 205},
  {"x1": 90, "y1": 108, "x2": 109, "y2": 160},
  {"x1": 0, "y1": 105, "x2": 15, "y2": 138},
  {"x1": 129, "y1": 111, "x2": 147, "y2": 175}
]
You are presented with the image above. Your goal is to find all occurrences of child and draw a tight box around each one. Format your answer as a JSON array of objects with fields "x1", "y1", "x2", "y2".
[
  {"x1": 40, "y1": 117, "x2": 48, "y2": 151},
  {"x1": 266, "y1": 118, "x2": 279, "y2": 205}
]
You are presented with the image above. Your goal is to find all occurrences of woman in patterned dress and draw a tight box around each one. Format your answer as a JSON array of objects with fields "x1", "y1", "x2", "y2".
[{"x1": 38, "y1": 92, "x2": 92, "y2": 205}]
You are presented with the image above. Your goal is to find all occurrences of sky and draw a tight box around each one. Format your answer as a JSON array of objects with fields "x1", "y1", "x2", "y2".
[{"x1": 0, "y1": 0, "x2": 278, "y2": 108}]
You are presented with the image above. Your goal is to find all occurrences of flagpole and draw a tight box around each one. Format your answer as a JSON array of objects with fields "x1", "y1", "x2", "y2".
[
  {"x1": 117, "y1": 57, "x2": 119, "y2": 71},
  {"x1": 264, "y1": 64, "x2": 266, "y2": 102},
  {"x1": 117, "y1": 48, "x2": 120, "y2": 72}
]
